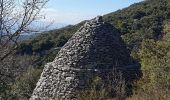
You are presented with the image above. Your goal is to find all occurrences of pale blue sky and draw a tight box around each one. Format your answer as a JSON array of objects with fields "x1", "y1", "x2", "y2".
[{"x1": 42, "y1": 0, "x2": 143, "y2": 25}]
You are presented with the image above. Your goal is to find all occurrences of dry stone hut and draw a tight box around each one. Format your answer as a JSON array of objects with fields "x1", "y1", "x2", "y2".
[{"x1": 30, "y1": 16, "x2": 139, "y2": 100}]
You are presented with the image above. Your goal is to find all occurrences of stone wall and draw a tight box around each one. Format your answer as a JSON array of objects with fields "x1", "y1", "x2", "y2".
[{"x1": 30, "y1": 16, "x2": 133, "y2": 100}]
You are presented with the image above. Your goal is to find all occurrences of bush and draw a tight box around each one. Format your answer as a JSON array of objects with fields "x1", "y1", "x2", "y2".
[
  {"x1": 76, "y1": 69, "x2": 126, "y2": 100},
  {"x1": 134, "y1": 28, "x2": 170, "y2": 99},
  {"x1": 10, "y1": 68, "x2": 42, "y2": 100}
]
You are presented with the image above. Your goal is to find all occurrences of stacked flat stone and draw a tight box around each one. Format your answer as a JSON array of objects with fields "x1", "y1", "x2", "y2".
[{"x1": 30, "y1": 16, "x2": 130, "y2": 100}]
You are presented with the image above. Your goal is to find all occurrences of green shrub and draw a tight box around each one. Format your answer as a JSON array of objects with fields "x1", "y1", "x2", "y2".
[{"x1": 10, "y1": 68, "x2": 42, "y2": 99}]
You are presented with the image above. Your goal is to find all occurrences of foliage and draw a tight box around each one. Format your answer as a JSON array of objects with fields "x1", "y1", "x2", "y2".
[
  {"x1": 0, "y1": 55, "x2": 36, "y2": 99},
  {"x1": 133, "y1": 21, "x2": 170, "y2": 99},
  {"x1": 76, "y1": 77, "x2": 109, "y2": 100},
  {"x1": 76, "y1": 70, "x2": 126, "y2": 100},
  {"x1": 9, "y1": 68, "x2": 42, "y2": 100},
  {"x1": 104, "y1": 0, "x2": 170, "y2": 51}
]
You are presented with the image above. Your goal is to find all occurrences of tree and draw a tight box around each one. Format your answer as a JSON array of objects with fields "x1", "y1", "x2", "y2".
[
  {"x1": 0, "y1": 0, "x2": 49, "y2": 98},
  {"x1": 0, "y1": 0, "x2": 49, "y2": 62}
]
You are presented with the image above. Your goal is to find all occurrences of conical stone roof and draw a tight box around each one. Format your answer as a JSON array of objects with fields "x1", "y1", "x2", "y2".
[{"x1": 30, "y1": 16, "x2": 132, "y2": 100}]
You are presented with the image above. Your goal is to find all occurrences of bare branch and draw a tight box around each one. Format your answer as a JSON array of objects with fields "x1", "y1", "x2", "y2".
[{"x1": 0, "y1": 0, "x2": 49, "y2": 62}]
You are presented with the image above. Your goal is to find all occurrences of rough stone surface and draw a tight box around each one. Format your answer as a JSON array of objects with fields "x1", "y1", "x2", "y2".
[{"x1": 30, "y1": 16, "x2": 132, "y2": 100}]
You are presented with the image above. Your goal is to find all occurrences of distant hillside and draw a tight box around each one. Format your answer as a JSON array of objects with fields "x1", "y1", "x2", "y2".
[
  {"x1": 18, "y1": 23, "x2": 68, "y2": 42},
  {"x1": 104, "y1": 0, "x2": 170, "y2": 49},
  {"x1": 18, "y1": 33, "x2": 42, "y2": 42}
]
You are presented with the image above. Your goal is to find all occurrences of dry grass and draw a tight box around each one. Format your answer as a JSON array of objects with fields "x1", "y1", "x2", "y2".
[{"x1": 76, "y1": 69, "x2": 127, "y2": 100}]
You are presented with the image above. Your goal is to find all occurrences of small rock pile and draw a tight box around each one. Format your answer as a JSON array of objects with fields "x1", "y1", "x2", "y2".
[{"x1": 30, "y1": 16, "x2": 132, "y2": 100}]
